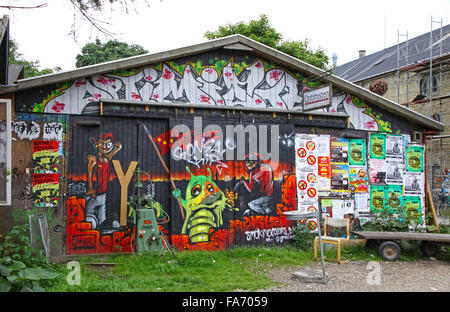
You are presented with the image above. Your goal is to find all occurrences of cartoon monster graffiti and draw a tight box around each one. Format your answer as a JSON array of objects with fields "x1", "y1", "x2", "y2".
[
  {"x1": 236, "y1": 153, "x2": 274, "y2": 216},
  {"x1": 172, "y1": 166, "x2": 236, "y2": 243},
  {"x1": 85, "y1": 133, "x2": 122, "y2": 232}
]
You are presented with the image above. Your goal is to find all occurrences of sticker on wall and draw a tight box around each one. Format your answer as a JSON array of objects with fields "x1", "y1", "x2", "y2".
[{"x1": 32, "y1": 140, "x2": 59, "y2": 173}]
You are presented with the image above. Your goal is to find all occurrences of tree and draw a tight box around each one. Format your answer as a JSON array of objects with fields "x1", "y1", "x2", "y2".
[
  {"x1": 1, "y1": 0, "x2": 152, "y2": 39},
  {"x1": 75, "y1": 39, "x2": 148, "y2": 67},
  {"x1": 204, "y1": 15, "x2": 330, "y2": 71},
  {"x1": 8, "y1": 39, "x2": 61, "y2": 78}
]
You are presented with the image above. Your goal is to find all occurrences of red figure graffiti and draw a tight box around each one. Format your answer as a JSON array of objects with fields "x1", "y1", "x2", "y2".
[
  {"x1": 237, "y1": 153, "x2": 274, "y2": 216},
  {"x1": 85, "y1": 133, "x2": 122, "y2": 232}
]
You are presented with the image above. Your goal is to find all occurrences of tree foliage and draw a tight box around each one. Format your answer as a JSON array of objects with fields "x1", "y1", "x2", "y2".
[
  {"x1": 8, "y1": 39, "x2": 61, "y2": 78},
  {"x1": 75, "y1": 39, "x2": 148, "y2": 67},
  {"x1": 204, "y1": 15, "x2": 329, "y2": 70}
]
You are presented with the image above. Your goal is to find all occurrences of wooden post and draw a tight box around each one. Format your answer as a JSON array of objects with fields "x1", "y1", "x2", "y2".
[{"x1": 426, "y1": 183, "x2": 440, "y2": 232}]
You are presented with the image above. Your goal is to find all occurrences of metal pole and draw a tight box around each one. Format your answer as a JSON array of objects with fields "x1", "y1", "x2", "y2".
[
  {"x1": 406, "y1": 31, "x2": 409, "y2": 104},
  {"x1": 397, "y1": 30, "x2": 400, "y2": 103},
  {"x1": 316, "y1": 210, "x2": 327, "y2": 284},
  {"x1": 430, "y1": 16, "x2": 433, "y2": 117}
]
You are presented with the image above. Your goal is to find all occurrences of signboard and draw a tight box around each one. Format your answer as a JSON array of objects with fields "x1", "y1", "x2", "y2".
[{"x1": 302, "y1": 84, "x2": 332, "y2": 112}]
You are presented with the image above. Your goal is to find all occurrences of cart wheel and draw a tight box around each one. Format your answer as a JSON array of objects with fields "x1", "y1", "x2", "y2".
[
  {"x1": 379, "y1": 241, "x2": 401, "y2": 261},
  {"x1": 420, "y1": 241, "x2": 438, "y2": 257}
]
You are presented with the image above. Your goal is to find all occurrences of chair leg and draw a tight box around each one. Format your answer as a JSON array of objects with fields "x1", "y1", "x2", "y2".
[
  {"x1": 314, "y1": 238, "x2": 318, "y2": 261},
  {"x1": 337, "y1": 242, "x2": 341, "y2": 264}
]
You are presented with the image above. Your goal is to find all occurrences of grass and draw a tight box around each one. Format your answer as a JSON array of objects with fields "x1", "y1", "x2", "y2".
[{"x1": 45, "y1": 241, "x2": 449, "y2": 292}]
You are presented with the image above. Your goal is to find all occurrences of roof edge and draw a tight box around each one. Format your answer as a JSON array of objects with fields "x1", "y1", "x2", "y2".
[{"x1": 1, "y1": 34, "x2": 444, "y2": 131}]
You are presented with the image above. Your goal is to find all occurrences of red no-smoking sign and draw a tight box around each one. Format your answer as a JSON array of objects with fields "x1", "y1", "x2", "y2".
[
  {"x1": 307, "y1": 188, "x2": 317, "y2": 198},
  {"x1": 307, "y1": 155, "x2": 316, "y2": 165},
  {"x1": 297, "y1": 148, "x2": 306, "y2": 158},
  {"x1": 298, "y1": 180, "x2": 307, "y2": 190}
]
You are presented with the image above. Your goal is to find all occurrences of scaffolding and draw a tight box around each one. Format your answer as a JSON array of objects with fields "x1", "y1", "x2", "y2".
[{"x1": 396, "y1": 17, "x2": 449, "y2": 207}]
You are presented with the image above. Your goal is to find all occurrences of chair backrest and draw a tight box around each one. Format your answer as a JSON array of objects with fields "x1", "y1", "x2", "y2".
[{"x1": 323, "y1": 217, "x2": 350, "y2": 239}]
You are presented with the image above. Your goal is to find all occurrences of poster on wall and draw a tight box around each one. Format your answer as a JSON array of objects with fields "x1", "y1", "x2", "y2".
[
  {"x1": 403, "y1": 196, "x2": 424, "y2": 224},
  {"x1": 32, "y1": 140, "x2": 59, "y2": 173},
  {"x1": 369, "y1": 158, "x2": 386, "y2": 185},
  {"x1": 295, "y1": 134, "x2": 319, "y2": 213},
  {"x1": 330, "y1": 137, "x2": 349, "y2": 193},
  {"x1": 370, "y1": 185, "x2": 386, "y2": 212},
  {"x1": 349, "y1": 165, "x2": 369, "y2": 193},
  {"x1": 33, "y1": 173, "x2": 59, "y2": 208},
  {"x1": 386, "y1": 185, "x2": 403, "y2": 213},
  {"x1": 317, "y1": 135, "x2": 331, "y2": 191},
  {"x1": 386, "y1": 158, "x2": 403, "y2": 185},
  {"x1": 331, "y1": 164, "x2": 349, "y2": 192},
  {"x1": 386, "y1": 135, "x2": 403, "y2": 159},
  {"x1": 330, "y1": 137, "x2": 348, "y2": 164},
  {"x1": 320, "y1": 198, "x2": 333, "y2": 218},
  {"x1": 349, "y1": 139, "x2": 366, "y2": 166},
  {"x1": 405, "y1": 145, "x2": 424, "y2": 173},
  {"x1": 369, "y1": 133, "x2": 386, "y2": 159},
  {"x1": 403, "y1": 172, "x2": 425, "y2": 196}
]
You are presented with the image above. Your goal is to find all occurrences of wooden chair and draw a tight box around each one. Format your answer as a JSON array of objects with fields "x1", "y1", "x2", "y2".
[{"x1": 314, "y1": 217, "x2": 351, "y2": 264}]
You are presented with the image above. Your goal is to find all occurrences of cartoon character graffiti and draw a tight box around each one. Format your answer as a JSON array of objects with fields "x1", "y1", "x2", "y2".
[
  {"x1": 172, "y1": 167, "x2": 235, "y2": 243},
  {"x1": 236, "y1": 153, "x2": 274, "y2": 215},
  {"x1": 85, "y1": 133, "x2": 122, "y2": 232}
]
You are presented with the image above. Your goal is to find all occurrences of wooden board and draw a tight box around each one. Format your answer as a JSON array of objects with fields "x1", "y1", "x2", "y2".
[{"x1": 352, "y1": 231, "x2": 450, "y2": 243}]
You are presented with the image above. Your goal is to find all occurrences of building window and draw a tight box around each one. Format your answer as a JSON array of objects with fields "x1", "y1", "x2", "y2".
[
  {"x1": 420, "y1": 76, "x2": 438, "y2": 95},
  {"x1": 0, "y1": 99, "x2": 11, "y2": 206}
]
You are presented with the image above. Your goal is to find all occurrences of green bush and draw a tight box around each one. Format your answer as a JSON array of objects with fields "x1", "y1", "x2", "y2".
[
  {"x1": 292, "y1": 222, "x2": 316, "y2": 250},
  {"x1": 0, "y1": 224, "x2": 59, "y2": 292}
]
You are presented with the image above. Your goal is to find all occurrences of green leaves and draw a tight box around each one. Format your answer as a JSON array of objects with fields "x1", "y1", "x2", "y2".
[
  {"x1": 204, "y1": 14, "x2": 330, "y2": 70},
  {"x1": 0, "y1": 225, "x2": 59, "y2": 292},
  {"x1": 75, "y1": 39, "x2": 148, "y2": 68}
]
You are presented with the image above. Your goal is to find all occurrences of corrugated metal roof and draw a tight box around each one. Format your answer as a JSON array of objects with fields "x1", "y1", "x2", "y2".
[{"x1": 334, "y1": 24, "x2": 450, "y2": 82}]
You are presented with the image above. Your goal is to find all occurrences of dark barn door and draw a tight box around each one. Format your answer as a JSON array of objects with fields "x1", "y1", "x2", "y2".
[{"x1": 65, "y1": 116, "x2": 170, "y2": 255}]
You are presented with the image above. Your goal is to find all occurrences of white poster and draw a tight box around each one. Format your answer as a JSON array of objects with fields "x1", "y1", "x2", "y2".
[
  {"x1": 295, "y1": 134, "x2": 319, "y2": 213},
  {"x1": 317, "y1": 135, "x2": 331, "y2": 191},
  {"x1": 386, "y1": 159, "x2": 404, "y2": 185},
  {"x1": 403, "y1": 172, "x2": 425, "y2": 196},
  {"x1": 386, "y1": 135, "x2": 403, "y2": 159}
]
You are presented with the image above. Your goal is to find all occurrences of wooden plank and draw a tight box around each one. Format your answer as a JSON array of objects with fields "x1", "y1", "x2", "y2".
[
  {"x1": 426, "y1": 182, "x2": 440, "y2": 232},
  {"x1": 352, "y1": 231, "x2": 450, "y2": 243}
]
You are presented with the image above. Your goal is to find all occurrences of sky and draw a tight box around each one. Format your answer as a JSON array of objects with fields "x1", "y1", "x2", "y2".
[{"x1": 3, "y1": 0, "x2": 450, "y2": 72}]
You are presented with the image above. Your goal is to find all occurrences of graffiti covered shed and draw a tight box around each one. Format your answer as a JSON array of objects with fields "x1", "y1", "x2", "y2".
[{"x1": 0, "y1": 32, "x2": 444, "y2": 261}]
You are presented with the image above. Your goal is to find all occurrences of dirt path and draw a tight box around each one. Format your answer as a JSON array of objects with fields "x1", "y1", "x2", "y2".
[{"x1": 259, "y1": 259, "x2": 450, "y2": 292}]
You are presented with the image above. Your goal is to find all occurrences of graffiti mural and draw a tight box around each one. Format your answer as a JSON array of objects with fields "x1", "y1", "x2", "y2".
[
  {"x1": 17, "y1": 52, "x2": 394, "y2": 133},
  {"x1": 172, "y1": 167, "x2": 237, "y2": 243},
  {"x1": 85, "y1": 132, "x2": 122, "y2": 231}
]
